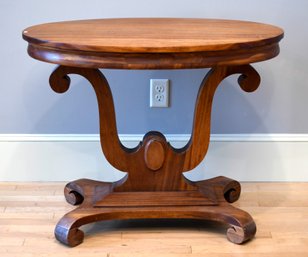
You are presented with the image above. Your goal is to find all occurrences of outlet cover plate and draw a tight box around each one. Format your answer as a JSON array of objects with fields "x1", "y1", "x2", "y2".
[{"x1": 150, "y1": 79, "x2": 169, "y2": 107}]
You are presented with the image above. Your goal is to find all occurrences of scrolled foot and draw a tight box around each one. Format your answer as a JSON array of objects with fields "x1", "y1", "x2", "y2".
[
  {"x1": 221, "y1": 178, "x2": 241, "y2": 203},
  {"x1": 63, "y1": 178, "x2": 115, "y2": 206},
  {"x1": 64, "y1": 183, "x2": 84, "y2": 205},
  {"x1": 55, "y1": 224, "x2": 84, "y2": 247},
  {"x1": 226, "y1": 221, "x2": 256, "y2": 244},
  {"x1": 195, "y1": 176, "x2": 241, "y2": 203}
]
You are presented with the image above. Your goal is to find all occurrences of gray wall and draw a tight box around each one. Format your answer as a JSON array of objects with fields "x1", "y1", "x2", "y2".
[{"x1": 1, "y1": 0, "x2": 307, "y2": 135}]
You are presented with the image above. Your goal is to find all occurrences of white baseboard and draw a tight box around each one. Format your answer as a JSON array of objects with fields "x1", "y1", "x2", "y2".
[{"x1": 1, "y1": 134, "x2": 308, "y2": 182}]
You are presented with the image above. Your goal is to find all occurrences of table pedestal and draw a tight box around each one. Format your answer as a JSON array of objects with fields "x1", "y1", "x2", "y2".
[{"x1": 50, "y1": 65, "x2": 259, "y2": 247}]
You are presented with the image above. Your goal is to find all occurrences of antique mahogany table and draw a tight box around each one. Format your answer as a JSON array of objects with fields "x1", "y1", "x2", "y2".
[{"x1": 22, "y1": 18, "x2": 283, "y2": 246}]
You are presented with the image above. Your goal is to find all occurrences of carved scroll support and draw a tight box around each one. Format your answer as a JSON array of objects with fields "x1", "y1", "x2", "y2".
[
  {"x1": 50, "y1": 64, "x2": 259, "y2": 246},
  {"x1": 49, "y1": 64, "x2": 260, "y2": 191},
  {"x1": 49, "y1": 66, "x2": 130, "y2": 171},
  {"x1": 182, "y1": 65, "x2": 260, "y2": 172}
]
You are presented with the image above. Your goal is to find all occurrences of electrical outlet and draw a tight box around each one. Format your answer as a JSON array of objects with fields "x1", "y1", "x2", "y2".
[{"x1": 150, "y1": 79, "x2": 169, "y2": 107}]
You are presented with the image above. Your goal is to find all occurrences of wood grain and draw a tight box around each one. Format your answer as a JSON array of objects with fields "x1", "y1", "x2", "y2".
[
  {"x1": 94, "y1": 191, "x2": 216, "y2": 207},
  {"x1": 21, "y1": 18, "x2": 283, "y2": 247},
  {"x1": 144, "y1": 139, "x2": 165, "y2": 171},
  {"x1": 49, "y1": 64, "x2": 259, "y2": 192},
  {"x1": 46, "y1": 64, "x2": 261, "y2": 246},
  {"x1": 23, "y1": 18, "x2": 283, "y2": 69},
  {"x1": 23, "y1": 18, "x2": 283, "y2": 53},
  {"x1": 1, "y1": 182, "x2": 308, "y2": 256}
]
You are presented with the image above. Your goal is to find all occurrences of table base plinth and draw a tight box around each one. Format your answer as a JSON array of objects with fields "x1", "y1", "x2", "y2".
[
  {"x1": 49, "y1": 64, "x2": 260, "y2": 246},
  {"x1": 55, "y1": 176, "x2": 256, "y2": 247}
]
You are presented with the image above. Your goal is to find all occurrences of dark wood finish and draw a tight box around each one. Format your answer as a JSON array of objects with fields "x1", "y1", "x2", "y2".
[
  {"x1": 55, "y1": 176, "x2": 255, "y2": 247},
  {"x1": 22, "y1": 18, "x2": 283, "y2": 247},
  {"x1": 95, "y1": 191, "x2": 216, "y2": 207},
  {"x1": 49, "y1": 64, "x2": 259, "y2": 246},
  {"x1": 144, "y1": 139, "x2": 165, "y2": 171},
  {"x1": 23, "y1": 18, "x2": 283, "y2": 69},
  {"x1": 49, "y1": 64, "x2": 260, "y2": 192}
]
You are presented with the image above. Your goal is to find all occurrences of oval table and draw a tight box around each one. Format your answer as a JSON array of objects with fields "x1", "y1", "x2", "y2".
[{"x1": 22, "y1": 18, "x2": 284, "y2": 247}]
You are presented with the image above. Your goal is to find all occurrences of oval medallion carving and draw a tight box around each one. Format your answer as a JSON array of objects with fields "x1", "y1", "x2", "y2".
[{"x1": 144, "y1": 139, "x2": 165, "y2": 171}]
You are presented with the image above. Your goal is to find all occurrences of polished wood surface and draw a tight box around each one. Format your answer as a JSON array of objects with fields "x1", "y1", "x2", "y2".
[
  {"x1": 22, "y1": 18, "x2": 283, "y2": 246},
  {"x1": 49, "y1": 65, "x2": 258, "y2": 246},
  {"x1": 23, "y1": 18, "x2": 283, "y2": 69},
  {"x1": 1, "y1": 182, "x2": 308, "y2": 257},
  {"x1": 23, "y1": 18, "x2": 283, "y2": 53},
  {"x1": 49, "y1": 65, "x2": 259, "y2": 193}
]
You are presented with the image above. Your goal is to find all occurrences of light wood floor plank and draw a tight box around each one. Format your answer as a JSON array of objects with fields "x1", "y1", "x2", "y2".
[
  {"x1": 4, "y1": 206, "x2": 73, "y2": 213},
  {"x1": 0, "y1": 190, "x2": 58, "y2": 196}
]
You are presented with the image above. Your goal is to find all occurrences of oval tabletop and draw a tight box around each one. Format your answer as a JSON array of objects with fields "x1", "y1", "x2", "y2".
[{"x1": 23, "y1": 18, "x2": 284, "y2": 69}]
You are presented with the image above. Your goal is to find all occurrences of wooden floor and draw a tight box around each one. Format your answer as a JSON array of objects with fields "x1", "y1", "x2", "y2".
[{"x1": 1, "y1": 182, "x2": 308, "y2": 257}]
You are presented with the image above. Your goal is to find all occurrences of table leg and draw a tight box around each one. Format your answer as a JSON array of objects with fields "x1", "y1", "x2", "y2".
[{"x1": 50, "y1": 64, "x2": 259, "y2": 246}]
